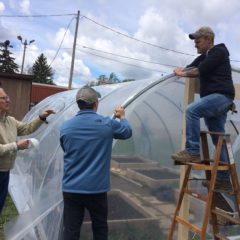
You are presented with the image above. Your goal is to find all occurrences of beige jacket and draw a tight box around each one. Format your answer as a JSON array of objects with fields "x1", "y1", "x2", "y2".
[{"x1": 0, "y1": 114, "x2": 43, "y2": 171}]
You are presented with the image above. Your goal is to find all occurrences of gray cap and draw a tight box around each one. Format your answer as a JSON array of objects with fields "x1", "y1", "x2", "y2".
[
  {"x1": 76, "y1": 86, "x2": 101, "y2": 103},
  {"x1": 189, "y1": 26, "x2": 215, "y2": 40}
]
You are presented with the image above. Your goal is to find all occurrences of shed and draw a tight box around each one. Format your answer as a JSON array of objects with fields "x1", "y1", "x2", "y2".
[{"x1": 0, "y1": 72, "x2": 32, "y2": 120}]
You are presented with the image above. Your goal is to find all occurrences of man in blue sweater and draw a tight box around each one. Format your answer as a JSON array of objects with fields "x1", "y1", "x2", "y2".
[
  {"x1": 60, "y1": 86, "x2": 132, "y2": 240},
  {"x1": 171, "y1": 27, "x2": 235, "y2": 189}
]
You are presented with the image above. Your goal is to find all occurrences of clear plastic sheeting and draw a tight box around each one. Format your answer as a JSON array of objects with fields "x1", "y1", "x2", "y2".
[{"x1": 6, "y1": 70, "x2": 240, "y2": 240}]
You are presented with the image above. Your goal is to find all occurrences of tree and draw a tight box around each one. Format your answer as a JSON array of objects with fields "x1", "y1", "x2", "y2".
[
  {"x1": 0, "y1": 40, "x2": 19, "y2": 73},
  {"x1": 109, "y1": 72, "x2": 120, "y2": 84},
  {"x1": 96, "y1": 72, "x2": 121, "y2": 85},
  {"x1": 88, "y1": 81, "x2": 97, "y2": 87},
  {"x1": 122, "y1": 78, "x2": 135, "y2": 82},
  {"x1": 29, "y1": 53, "x2": 54, "y2": 85},
  {"x1": 96, "y1": 74, "x2": 108, "y2": 85}
]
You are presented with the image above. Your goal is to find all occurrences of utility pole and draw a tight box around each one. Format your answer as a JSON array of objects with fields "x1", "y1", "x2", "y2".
[
  {"x1": 17, "y1": 36, "x2": 35, "y2": 74},
  {"x1": 21, "y1": 40, "x2": 27, "y2": 74},
  {"x1": 68, "y1": 10, "x2": 80, "y2": 89}
]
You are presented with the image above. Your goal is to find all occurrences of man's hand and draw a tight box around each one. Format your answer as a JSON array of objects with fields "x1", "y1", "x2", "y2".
[
  {"x1": 39, "y1": 109, "x2": 56, "y2": 119},
  {"x1": 174, "y1": 67, "x2": 185, "y2": 77},
  {"x1": 17, "y1": 139, "x2": 29, "y2": 150},
  {"x1": 174, "y1": 67, "x2": 199, "y2": 78},
  {"x1": 114, "y1": 107, "x2": 125, "y2": 119}
]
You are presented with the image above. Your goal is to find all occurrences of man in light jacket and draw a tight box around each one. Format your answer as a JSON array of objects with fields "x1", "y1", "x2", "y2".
[{"x1": 0, "y1": 87, "x2": 55, "y2": 214}]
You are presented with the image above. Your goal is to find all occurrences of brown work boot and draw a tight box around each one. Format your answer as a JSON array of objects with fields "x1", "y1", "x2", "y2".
[{"x1": 171, "y1": 150, "x2": 201, "y2": 162}]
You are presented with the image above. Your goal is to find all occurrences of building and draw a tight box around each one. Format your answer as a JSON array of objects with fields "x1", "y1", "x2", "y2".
[
  {"x1": 31, "y1": 82, "x2": 68, "y2": 106},
  {"x1": 0, "y1": 72, "x2": 32, "y2": 120}
]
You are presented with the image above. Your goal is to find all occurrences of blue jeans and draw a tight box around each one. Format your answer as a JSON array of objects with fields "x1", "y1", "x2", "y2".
[
  {"x1": 185, "y1": 93, "x2": 233, "y2": 180},
  {"x1": 0, "y1": 171, "x2": 10, "y2": 214}
]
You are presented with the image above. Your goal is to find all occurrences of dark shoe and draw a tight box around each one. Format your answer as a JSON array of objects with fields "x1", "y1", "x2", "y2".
[
  {"x1": 202, "y1": 180, "x2": 209, "y2": 188},
  {"x1": 171, "y1": 150, "x2": 201, "y2": 162},
  {"x1": 215, "y1": 209, "x2": 237, "y2": 226},
  {"x1": 202, "y1": 180, "x2": 232, "y2": 191},
  {"x1": 209, "y1": 209, "x2": 236, "y2": 226}
]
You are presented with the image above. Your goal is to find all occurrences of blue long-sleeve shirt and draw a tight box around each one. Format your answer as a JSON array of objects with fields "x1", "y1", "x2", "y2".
[{"x1": 60, "y1": 110, "x2": 132, "y2": 194}]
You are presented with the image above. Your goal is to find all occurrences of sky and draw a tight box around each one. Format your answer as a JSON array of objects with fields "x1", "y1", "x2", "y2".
[{"x1": 0, "y1": 0, "x2": 240, "y2": 87}]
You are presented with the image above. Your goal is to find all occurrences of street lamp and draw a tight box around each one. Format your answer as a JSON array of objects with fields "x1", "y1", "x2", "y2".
[{"x1": 17, "y1": 35, "x2": 35, "y2": 74}]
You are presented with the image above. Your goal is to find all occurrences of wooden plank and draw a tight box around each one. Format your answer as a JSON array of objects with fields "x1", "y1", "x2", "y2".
[
  {"x1": 177, "y1": 78, "x2": 197, "y2": 240},
  {"x1": 200, "y1": 130, "x2": 230, "y2": 137},
  {"x1": 176, "y1": 161, "x2": 230, "y2": 170},
  {"x1": 176, "y1": 216, "x2": 202, "y2": 235},
  {"x1": 191, "y1": 164, "x2": 230, "y2": 171},
  {"x1": 234, "y1": 83, "x2": 240, "y2": 100},
  {"x1": 0, "y1": 73, "x2": 32, "y2": 120}
]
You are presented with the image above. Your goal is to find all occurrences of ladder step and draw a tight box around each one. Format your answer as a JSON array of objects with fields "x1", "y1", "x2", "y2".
[
  {"x1": 175, "y1": 216, "x2": 202, "y2": 235},
  {"x1": 202, "y1": 159, "x2": 228, "y2": 165},
  {"x1": 200, "y1": 130, "x2": 230, "y2": 137},
  {"x1": 174, "y1": 161, "x2": 229, "y2": 169},
  {"x1": 184, "y1": 189, "x2": 207, "y2": 201},
  {"x1": 212, "y1": 209, "x2": 240, "y2": 225},
  {"x1": 190, "y1": 163, "x2": 230, "y2": 171},
  {"x1": 174, "y1": 160, "x2": 205, "y2": 166},
  {"x1": 214, "y1": 233, "x2": 230, "y2": 240}
]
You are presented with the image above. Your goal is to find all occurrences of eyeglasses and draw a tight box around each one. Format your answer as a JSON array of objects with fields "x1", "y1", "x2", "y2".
[{"x1": 0, "y1": 96, "x2": 10, "y2": 101}]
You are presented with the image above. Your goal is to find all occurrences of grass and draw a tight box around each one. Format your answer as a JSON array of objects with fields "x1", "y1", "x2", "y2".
[{"x1": 0, "y1": 194, "x2": 18, "y2": 239}]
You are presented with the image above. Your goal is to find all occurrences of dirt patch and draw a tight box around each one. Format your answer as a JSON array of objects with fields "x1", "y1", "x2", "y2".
[
  {"x1": 112, "y1": 157, "x2": 145, "y2": 163},
  {"x1": 108, "y1": 194, "x2": 146, "y2": 220},
  {"x1": 135, "y1": 169, "x2": 178, "y2": 180}
]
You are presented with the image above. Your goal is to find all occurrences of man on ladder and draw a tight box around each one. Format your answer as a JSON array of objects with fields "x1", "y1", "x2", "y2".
[{"x1": 171, "y1": 26, "x2": 235, "y2": 190}]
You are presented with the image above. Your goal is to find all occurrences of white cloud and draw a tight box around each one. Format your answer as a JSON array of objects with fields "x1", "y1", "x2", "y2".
[
  {"x1": 71, "y1": 11, "x2": 173, "y2": 81},
  {"x1": 0, "y1": 2, "x2": 16, "y2": 42},
  {"x1": 9, "y1": 0, "x2": 16, "y2": 9},
  {"x1": 8, "y1": 0, "x2": 31, "y2": 15},
  {"x1": 53, "y1": 28, "x2": 73, "y2": 48},
  {"x1": 0, "y1": 1, "x2": 5, "y2": 12},
  {"x1": 2, "y1": 0, "x2": 240, "y2": 86},
  {"x1": 20, "y1": 0, "x2": 30, "y2": 14},
  {"x1": 50, "y1": 51, "x2": 93, "y2": 87}
]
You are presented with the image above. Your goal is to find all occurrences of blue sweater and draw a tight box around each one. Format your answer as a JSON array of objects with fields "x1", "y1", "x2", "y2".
[{"x1": 60, "y1": 110, "x2": 132, "y2": 194}]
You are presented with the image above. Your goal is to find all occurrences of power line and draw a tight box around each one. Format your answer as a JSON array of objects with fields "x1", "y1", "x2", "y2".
[
  {"x1": 78, "y1": 44, "x2": 178, "y2": 68},
  {"x1": 81, "y1": 15, "x2": 240, "y2": 63},
  {"x1": 50, "y1": 16, "x2": 76, "y2": 66},
  {"x1": 81, "y1": 15, "x2": 196, "y2": 57},
  {"x1": 77, "y1": 48, "x2": 169, "y2": 74},
  {"x1": 3, "y1": 12, "x2": 240, "y2": 63},
  {"x1": 0, "y1": 13, "x2": 76, "y2": 18}
]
